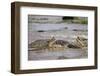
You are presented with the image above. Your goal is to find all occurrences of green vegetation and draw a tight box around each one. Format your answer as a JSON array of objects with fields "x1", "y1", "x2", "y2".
[
  {"x1": 80, "y1": 19, "x2": 88, "y2": 24},
  {"x1": 62, "y1": 16, "x2": 88, "y2": 24}
]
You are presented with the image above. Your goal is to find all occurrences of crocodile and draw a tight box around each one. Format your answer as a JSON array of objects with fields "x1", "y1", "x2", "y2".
[{"x1": 28, "y1": 36, "x2": 87, "y2": 51}]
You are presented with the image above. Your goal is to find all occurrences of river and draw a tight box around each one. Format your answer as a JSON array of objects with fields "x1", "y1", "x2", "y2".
[{"x1": 28, "y1": 23, "x2": 88, "y2": 60}]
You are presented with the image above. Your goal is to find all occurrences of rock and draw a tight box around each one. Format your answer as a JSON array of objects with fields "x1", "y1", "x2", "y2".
[
  {"x1": 64, "y1": 27, "x2": 68, "y2": 29},
  {"x1": 73, "y1": 29, "x2": 87, "y2": 32},
  {"x1": 37, "y1": 30, "x2": 45, "y2": 32},
  {"x1": 54, "y1": 40, "x2": 69, "y2": 46},
  {"x1": 67, "y1": 44, "x2": 81, "y2": 48},
  {"x1": 58, "y1": 56, "x2": 68, "y2": 59},
  {"x1": 28, "y1": 39, "x2": 49, "y2": 48}
]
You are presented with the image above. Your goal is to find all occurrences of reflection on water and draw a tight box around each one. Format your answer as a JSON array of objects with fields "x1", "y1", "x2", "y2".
[{"x1": 28, "y1": 48, "x2": 87, "y2": 60}]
